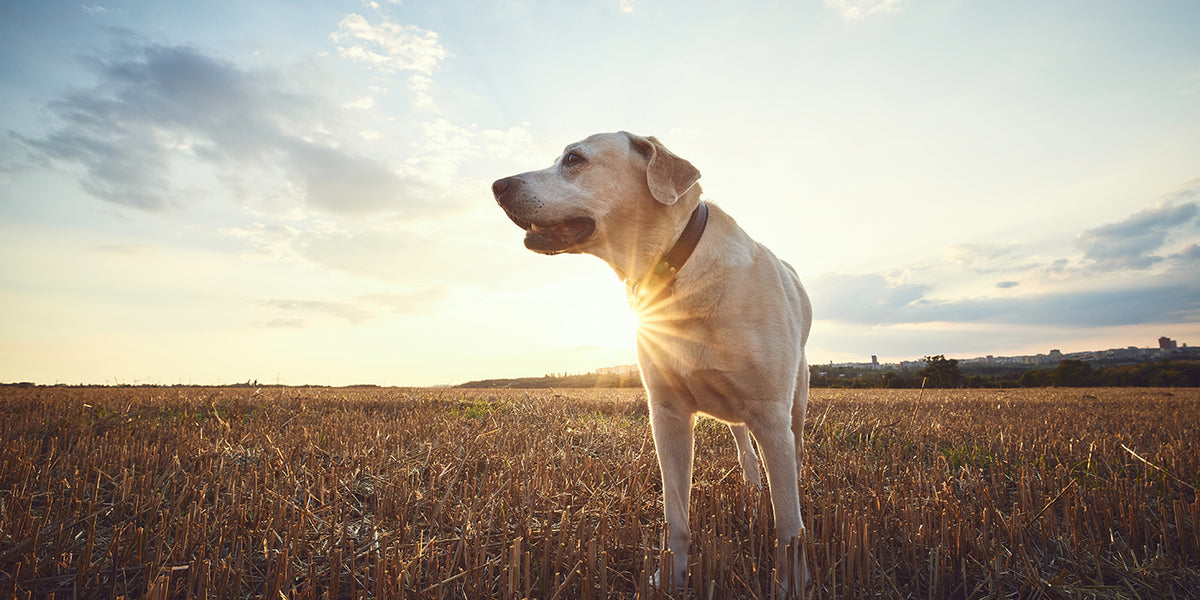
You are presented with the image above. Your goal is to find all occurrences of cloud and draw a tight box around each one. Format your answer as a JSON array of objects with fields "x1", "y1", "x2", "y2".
[
  {"x1": 343, "y1": 97, "x2": 374, "y2": 109},
  {"x1": 93, "y1": 244, "x2": 152, "y2": 258},
  {"x1": 226, "y1": 218, "x2": 524, "y2": 289},
  {"x1": 946, "y1": 242, "x2": 1022, "y2": 270},
  {"x1": 1076, "y1": 200, "x2": 1199, "y2": 271},
  {"x1": 815, "y1": 273, "x2": 1200, "y2": 328},
  {"x1": 331, "y1": 13, "x2": 448, "y2": 75},
  {"x1": 285, "y1": 142, "x2": 430, "y2": 215},
  {"x1": 931, "y1": 285, "x2": 1200, "y2": 327},
  {"x1": 28, "y1": 124, "x2": 175, "y2": 210},
  {"x1": 267, "y1": 318, "x2": 309, "y2": 329},
  {"x1": 263, "y1": 287, "x2": 447, "y2": 328},
  {"x1": 295, "y1": 227, "x2": 431, "y2": 281},
  {"x1": 360, "y1": 288, "x2": 448, "y2": 314},
  {"x1": 815, "y1": 191, "x2": 1200, "y2": 328},
  {"x1": 408, "y1": 74, "x2": 434, "y2": 110},
  {"x1": 403, "y1": 119, "x2": 542, "y2": 186},
  {"x1": 212, "y1": 119, "x2": 545, "y2": 286},
  {"x1": 82, "y1": 5, "x2": 108, "y2": 16},
  {"x1": 18, "y1": 39, "x2": 433, "y2": 217},
  {"x1": 265, "y1": 299, "x2": 374, "y2": 325},
  {"x1": 825, "y1": 0, "x2": 908, "y2": 19},
  {"x1": 811, "y1": 273, "x2": 932, "y2": 324},
  {"x1": 330, "y1": 13, "x2": 449, "y2": 112},
  {"x1": 929, "y1": 185, "x2": 1200, "y2": 298},
  {"x1": 1169, "y1": 243, "x2": 1200, "y2": 263}
]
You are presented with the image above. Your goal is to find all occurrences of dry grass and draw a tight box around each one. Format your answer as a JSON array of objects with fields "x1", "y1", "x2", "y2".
[{"x1": 1, "y1": 386, "x2": 1197, "y2": 598}]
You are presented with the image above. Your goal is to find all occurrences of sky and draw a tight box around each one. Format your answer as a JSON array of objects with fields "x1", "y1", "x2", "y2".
[{"x1": 1, "y1": 0, "x2": 1199, "y2": 386}]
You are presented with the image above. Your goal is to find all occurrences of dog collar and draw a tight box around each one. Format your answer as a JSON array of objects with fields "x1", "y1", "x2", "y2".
[
  {"x1": 657, "y1": 201, "x2": 709, "y2": 280},
  {"x1": 633, "y1": 201, "x2": 709, "y2": 307}
]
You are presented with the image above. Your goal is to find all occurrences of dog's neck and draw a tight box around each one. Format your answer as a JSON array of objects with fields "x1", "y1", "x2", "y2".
[
  {"x1": 596, "y1": 194, "x2": 709, "y2": 316},
  {"x1": 591, "y1": 187, "x2": 704, "y2": 285},
  {"x1": 626, "y1": 201, "x2": 708, "y2": 308}
]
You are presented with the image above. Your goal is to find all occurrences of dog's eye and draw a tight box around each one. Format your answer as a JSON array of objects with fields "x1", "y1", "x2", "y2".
[{"x1": 562, "y1": 151, "x2": 585, "y2": 167}]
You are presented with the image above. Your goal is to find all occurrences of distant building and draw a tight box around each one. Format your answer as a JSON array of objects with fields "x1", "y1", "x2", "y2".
[
  {"x1": 1159, "y1": 337, "x2": 1178, "y2": 350},
  {"x1": 595, "y1": 364, "x2": 639, "y2": 376},
  {"x1": 1022, "y1": 354, "x2": 1053, "y2": 365}
]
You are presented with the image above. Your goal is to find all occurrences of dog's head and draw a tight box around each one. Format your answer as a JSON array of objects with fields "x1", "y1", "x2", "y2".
[{"x1": 492, "y1": 132, "x2": 701, "y2": 256}]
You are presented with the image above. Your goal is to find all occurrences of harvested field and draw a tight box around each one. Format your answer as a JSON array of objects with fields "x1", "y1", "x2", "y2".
[{"x1": 1, "y1": 386, "x2": 1197, "y2": 598}]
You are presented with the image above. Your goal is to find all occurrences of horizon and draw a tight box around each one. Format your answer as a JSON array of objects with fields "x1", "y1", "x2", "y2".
[
  {"x1": 2, "y1": 1, "x2": 1199, "y2": 386},
  {"x1": 7, "y1": 334, "x2": 1194, "y2": 388}
]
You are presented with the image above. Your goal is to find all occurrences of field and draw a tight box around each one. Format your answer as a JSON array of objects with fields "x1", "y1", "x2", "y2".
[{"x1": 1, "y1": 386, "x2": 1197, "y2": 599}]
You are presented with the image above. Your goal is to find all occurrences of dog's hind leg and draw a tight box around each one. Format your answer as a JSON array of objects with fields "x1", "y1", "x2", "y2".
[
  {"x1": 785, "y1": 355, "x2": 812, "y2": 594},
  {"x1": 729, "y1": 423, "x2": 762, "y2": 488},
  {"x1": 750, "y1": 407, "x2": 806, "y2": 597},
  {"x1": 793, "y1": 355, "x2": 809, "y2": 469}
]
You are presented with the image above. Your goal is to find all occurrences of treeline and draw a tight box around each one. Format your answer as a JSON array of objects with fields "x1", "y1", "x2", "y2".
[
  {"x1": 460, "y1": 358, "x2": 1200, "y2": 390},
  {"x1": 814, "y1": 357, "x2": 1200, "y2": 389},
  {"x1": 457, "y1": 372, "x2": 642, "y2": 389}
]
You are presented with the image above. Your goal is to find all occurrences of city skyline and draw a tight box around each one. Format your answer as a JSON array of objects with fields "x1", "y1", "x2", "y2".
[
  {"x1": 588, "y1": 335, "x2": 1196, "y2": 379},
  {"x1": 827, "y1": 335, "x2": 1194, "y2": 370}
]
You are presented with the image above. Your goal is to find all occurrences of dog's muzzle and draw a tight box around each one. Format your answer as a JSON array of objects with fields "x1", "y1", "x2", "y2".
[{"x1": 493, "y1": 176, "x2": 595, "y2": 255}]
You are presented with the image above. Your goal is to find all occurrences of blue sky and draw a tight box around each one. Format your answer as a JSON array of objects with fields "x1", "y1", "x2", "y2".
[{"x1": 1, "y1": 0, "x2": 1198, "y2": 385}]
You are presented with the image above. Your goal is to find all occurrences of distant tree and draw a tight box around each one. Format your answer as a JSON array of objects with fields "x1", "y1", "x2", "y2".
[
  {"x1": 1143, "y1": 360, "x2": 1200, "y2": 387},
  {"x1": 881, "y1": 371, "x2": 913, "y2": 389},
  {"x1": 963, "y1": 375, "x2": 987, "y2": 388},
  {"x1": 1053, "y1": 359, "x2": 1094, "y2": 387},
  {"x1": 917, "y1": 355, "x2": 961, "y2": 388},
  {"x1": 809, "y1": 365, "x2": 840, "y2": 388},
  {"x1": 1018, "y1": 369, "x2": 1048, "y2": 388}
]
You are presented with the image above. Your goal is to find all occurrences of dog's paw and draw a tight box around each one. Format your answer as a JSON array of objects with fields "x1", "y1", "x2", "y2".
[
  {"x1": 774, "y1": 548, "x2": 810, "y2": 598},
  {"x1": 649, "y1": 566, "x2": 687, "y2": 592},
  {"x1": 774, "y1": 574, "x2": 807, "y2": 599}
]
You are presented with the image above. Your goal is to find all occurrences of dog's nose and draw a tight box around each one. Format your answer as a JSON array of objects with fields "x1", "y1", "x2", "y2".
[{"x1": 492, "y1": 177, "x2": 512, "y2": 199}]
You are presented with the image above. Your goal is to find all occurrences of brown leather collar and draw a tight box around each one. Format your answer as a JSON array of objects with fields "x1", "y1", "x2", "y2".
[{"x1": 633, "y1": 202, "x2": 709, "y2": 308}]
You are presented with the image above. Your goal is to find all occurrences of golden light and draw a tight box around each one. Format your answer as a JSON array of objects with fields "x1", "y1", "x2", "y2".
[{"x1": 629, "y1": 273, "x2": 713, "y2": 376}]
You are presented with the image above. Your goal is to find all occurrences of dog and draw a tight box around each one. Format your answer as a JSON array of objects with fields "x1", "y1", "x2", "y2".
[{"x1": 493, "y1": 132, "x2": 812, "y2": 595}]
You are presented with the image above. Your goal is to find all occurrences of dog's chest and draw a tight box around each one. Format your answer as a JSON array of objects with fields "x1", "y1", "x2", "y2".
[{"x1": 636, "y1": 320, "x2": 773, "y2": 424}]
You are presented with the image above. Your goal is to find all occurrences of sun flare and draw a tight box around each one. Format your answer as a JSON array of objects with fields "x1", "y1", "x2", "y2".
[{"x1": 559, "y1": 277, "x2": 641, "y2": 351}]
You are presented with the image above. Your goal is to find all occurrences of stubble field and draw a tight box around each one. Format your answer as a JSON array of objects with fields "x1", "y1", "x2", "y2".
[{"x1": 1, "y1": 385, "x2": 1197, "y2": 599}]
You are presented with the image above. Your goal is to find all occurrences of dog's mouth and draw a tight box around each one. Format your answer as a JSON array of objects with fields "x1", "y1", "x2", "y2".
[{"x1": 506, "y1": 213, "x2": 596, "y2": 255}]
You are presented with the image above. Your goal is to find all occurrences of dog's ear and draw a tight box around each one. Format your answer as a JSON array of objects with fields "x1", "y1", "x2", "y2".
[{"x1": 628, "y1": 134, "x2": 701, "y2": 206}]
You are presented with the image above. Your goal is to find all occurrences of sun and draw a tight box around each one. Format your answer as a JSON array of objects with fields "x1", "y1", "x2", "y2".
[{"x1": 560, "y1": 274, "x2": 641, "y2": 351}]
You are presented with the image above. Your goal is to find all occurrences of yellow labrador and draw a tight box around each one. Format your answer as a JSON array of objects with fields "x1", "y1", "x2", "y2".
[{"x1": 493, "y1": 132, "x2": 811, "y2": 595}]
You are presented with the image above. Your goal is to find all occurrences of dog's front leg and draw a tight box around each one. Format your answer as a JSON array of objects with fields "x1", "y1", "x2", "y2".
[{"x1": 648, "y1": 398, "x2": 695, "y2": 590}]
